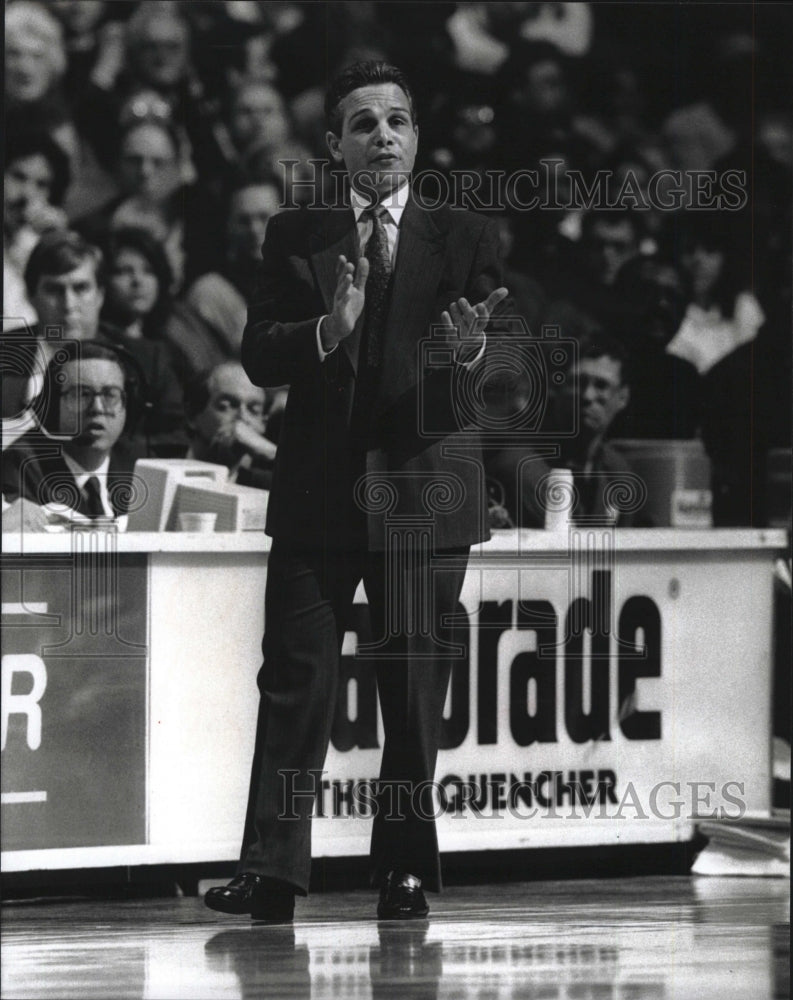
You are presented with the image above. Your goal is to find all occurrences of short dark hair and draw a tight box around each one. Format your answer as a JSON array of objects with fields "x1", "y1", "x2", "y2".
[
  {"x1": 33, "y1": 339, "x2": 145, "y2": 436},
  {"x1": 578, "y1": 333, "x2": 631, "y2": 385},
  {"x1": 325, "y1": 61, "x2": 417, "y2": 134},
  {"x1": 24, "y1": 230, "x2": 105, "y2": 298},
  {"x1": 5, "y1": 130, "x2": 72, "y2": 207}
]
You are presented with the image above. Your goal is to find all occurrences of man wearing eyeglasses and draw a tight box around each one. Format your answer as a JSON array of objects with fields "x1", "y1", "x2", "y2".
[{"x1": 2, "y1": 341, "x2": 136, "y2": 531}]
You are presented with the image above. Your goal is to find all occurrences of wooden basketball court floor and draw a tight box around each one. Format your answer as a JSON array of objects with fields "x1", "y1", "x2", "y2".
[{"x1": 1, "y1": 876, "x2": 789, "y2": 999}]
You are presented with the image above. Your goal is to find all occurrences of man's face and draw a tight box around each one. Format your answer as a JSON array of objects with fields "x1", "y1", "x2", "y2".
[
  {"x1": 229, "y1": 84, "x2": 289, "y2": 151},
  {"x1": 560, "y1": 355, "x2": 629, "y2": 440},
  {"x1": 192, "y1": 364, "x2": 266, "y2": 461},
  {"x1": 132, "y1": 17, "x2": 189, "y2": 89},
  {"x1": 4, "y1": 154, "x2": 54, "y2": 232},
  {"x1": 118, "y1": 124, "x2": 178, "y2": 202},
  {"x1": 585, "y1": 220, "x2": 638, "y2": 285},
  {"x1": 58, "y1": 358, "x2": 126, "y2": 454},
  {"x1": 6, "y1": 33, "x2": 54, "y2": 102},
  {"x1": 32, "y1": 260, "x2": 104, "y2": 339},
  {"x1": 326, "y1": 83, "x2": 418, "y2": 201},
  {"x1": 227, "y1": 186, "x2": 280, "y2": 260}
]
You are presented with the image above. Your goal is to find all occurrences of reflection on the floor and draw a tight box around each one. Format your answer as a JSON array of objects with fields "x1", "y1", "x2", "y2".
[{"x1": 2, "y1": 877, "x2": 789, "y2": 999}]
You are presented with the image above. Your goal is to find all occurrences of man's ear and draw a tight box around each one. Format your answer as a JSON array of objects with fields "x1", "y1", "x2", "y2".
[
  {"x1": 615, "y1": 384, "x2": 630, "y2": 413},
  {"x1": 326, "y1": 130, "x2": 344, "y2": 163}
]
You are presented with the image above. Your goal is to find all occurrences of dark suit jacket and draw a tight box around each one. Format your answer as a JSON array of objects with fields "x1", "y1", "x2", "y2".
[
  {"x1": 2, "y1": 431, "x2": 137, "y2": 518},
  {"x1": 241, "y1": 195, "x2": 503, "y2": 550}
]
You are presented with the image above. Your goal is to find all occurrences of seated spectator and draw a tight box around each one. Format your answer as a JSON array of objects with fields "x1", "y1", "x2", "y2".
[
  {"x1": 663, "y1": 211, "x2": 768, "y2": 525},
  {"x1": 184, "y1": 362, "x2": 278, "y2": 490},
  {"x1": 485, "y1": 335, "x2": 639, "y2": 527},
  {"x1": 102, "y1": 226, "x2": 175, "y2": 342},
  {"x1": 79, "y1": 3, "x2": 226, "y2": 187},
  {"x1": 49, "y1": 0, "x2": 110, "y2": 89},
  {"x1": 20, "y1": 230, "x2": 186, "y2": 457},
  {"x1": 665, "y1": 213, "x2": 764, "y2": 376},
  {"x1": 225, "y1": 78, "x2": 315, "y2": 204},
  {"x1": 226, "y1": 80, "x2": 292, "y2": 164},
  {"x1": 74, "y1": 117, "x2": 221, "y2": 290},
  {"x1": 170, "y1": 181, "x2": 281, "y2": 378},
  {"x1": 611, "y1": 253, "x2": 700, "y2": 439},
  {"x1": 5, "y1": 2, "x2": 70, "y2": 139},
  {"x1": 2, "y1": 340, "x2": 138, "y2": 531},
  {"x1": 4, "y1": 130, "x2": 71, "y2": 332},
  {"x1": 542, "y1": 208, "x2": 643, "y2": 333}
]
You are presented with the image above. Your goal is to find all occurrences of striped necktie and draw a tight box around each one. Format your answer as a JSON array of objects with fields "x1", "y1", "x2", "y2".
[{"x1": 362, "y1": 204, "x2": 392, "y2": 368}]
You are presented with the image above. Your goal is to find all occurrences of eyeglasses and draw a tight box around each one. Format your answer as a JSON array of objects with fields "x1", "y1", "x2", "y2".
[
  {"x1": 60, "y1": 386, "x2": 126, "y2": 411},
  {"x1": 120, "y1": 93, "x2": 173, "y2": 128}
]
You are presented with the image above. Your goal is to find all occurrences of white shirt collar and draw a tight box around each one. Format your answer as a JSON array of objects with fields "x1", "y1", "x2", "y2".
[
  {"x1": 62, "y1": 451, "x2": 111, "y2": 487},
  {"x1": 61, "y1": 451, "x2": 113, "y2": 517},
  {"x1": 350, "y1": 179, "x2": 410, "y2": 226}
]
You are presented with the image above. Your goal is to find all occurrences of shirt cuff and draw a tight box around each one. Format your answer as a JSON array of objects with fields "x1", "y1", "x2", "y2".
[
  {"x1": 316, "y1": 316, "x2": 339, "y2": 361},
  {"x1": 456, "y1": 332, "x2": 487, "y2": 368}
]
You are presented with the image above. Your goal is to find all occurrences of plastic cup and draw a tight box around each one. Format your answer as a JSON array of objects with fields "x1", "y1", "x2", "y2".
[{"x1": 543, "y1": 468, "x2": 575, "y2": 531}]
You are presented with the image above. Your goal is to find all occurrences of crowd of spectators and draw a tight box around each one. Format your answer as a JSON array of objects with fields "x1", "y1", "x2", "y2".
[{"x1": 3, "y1": 1, "x2": 791, "y2": 529}]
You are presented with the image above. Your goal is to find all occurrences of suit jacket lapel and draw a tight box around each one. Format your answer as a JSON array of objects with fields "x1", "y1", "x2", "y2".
[
  {"x1": 32, "y1": 448, "x2": 82, "y2": 512},
  {"x1": 108, "y1": 449, "x2": 136, "y2": 515},
  {"x1": 309, "y1": 207, "x2": 362, "y2": 374}
]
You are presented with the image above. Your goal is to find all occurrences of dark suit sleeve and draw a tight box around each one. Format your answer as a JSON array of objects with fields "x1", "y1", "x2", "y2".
[
  {"x1": 465, "y1": 217, "x2": 504, "y2": 308},
  {"x1": 455, "y1": 217, "x2": 509, "y2": 365},
  {"x1": 241, "y1": 212, "x2": 324, "y2": 388}
]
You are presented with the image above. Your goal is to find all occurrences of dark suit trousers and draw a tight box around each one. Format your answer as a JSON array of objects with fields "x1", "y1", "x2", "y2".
[{"x1": 238, "y1": 539, "x2": 469, "y2": 894}]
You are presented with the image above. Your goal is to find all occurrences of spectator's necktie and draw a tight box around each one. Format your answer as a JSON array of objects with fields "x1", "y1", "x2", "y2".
[
  {"x1": 81, "y1": 476, "x2": 106, "y2": 519},
  {"x1": 362, "y1": 204, "x2": 392, "y2": 367}
]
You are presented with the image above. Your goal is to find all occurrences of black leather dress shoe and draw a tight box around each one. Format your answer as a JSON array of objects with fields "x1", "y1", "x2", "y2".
[
  {"x1": 377, "y1": 871, "x2": 430, "y2": 920},
  {"x1": 204, "y1": 873, "x2": 295, "y2": 923}
]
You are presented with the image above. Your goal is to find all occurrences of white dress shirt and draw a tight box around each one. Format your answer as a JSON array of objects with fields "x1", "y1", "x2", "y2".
[
  {"x1": 316, "y1": 180, "x2": 485, "y2": 365},
  {"x1": 62, "y1": 452, "x2": 114, "y2": 517}
]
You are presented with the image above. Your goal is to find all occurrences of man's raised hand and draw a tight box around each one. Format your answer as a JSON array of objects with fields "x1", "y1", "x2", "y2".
[
  {"x1": 320, "y1": 255, "x2": 370, "y2": 351},
  {"x1": 440, "y1": 286, "x2": 510, "y2": 348}
]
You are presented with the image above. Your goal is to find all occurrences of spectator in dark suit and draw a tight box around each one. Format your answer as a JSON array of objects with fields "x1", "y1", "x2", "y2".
[{"x1": 2, "y1": 339, "x2": 138, "y2": 532}]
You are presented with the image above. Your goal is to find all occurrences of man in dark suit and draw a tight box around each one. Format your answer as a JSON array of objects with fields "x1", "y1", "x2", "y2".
[
  {"x1": 2, "y1": 340, "x2": 137, "y2": 531},
  {"x1": 205, "y1": 61, "x2": 507, "y2": 923}
]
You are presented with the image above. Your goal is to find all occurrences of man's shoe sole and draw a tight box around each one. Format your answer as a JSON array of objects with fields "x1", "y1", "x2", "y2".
[{"x1": 377, "y1": 904, "x2": 430, "y2": 920}]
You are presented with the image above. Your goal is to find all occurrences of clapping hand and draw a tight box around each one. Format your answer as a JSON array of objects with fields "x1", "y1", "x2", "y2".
[
  {"x1": 319, "y1": 255, "x2": 370, "y2": 351},
  {"x1": 440, "y1": 287, "x2": 509, "y2": 351}
]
